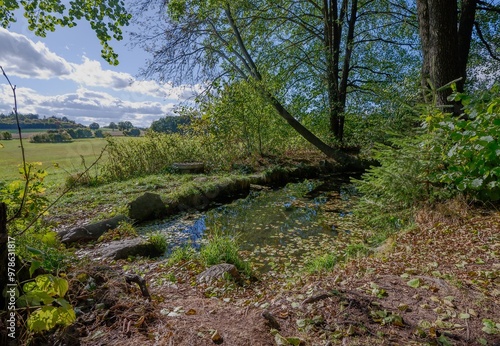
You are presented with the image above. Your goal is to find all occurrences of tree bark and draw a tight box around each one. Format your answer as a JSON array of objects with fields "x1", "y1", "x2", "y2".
[{"x1": 417, "y1": 0, "x2": 478, "y2": 111}]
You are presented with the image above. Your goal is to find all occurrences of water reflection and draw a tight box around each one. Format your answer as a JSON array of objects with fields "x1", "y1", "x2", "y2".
[{"x1": 139, "y1": 175, "x2": 358, "y2": 271}]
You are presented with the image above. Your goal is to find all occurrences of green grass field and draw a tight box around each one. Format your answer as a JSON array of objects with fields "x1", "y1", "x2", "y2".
[{"x1": 0, "y1": 138, "x2": 109, "y2": 186}]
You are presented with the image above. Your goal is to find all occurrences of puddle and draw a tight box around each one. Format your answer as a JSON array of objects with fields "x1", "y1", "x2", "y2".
[{"x1": 139, "y1": 175, "x2": 362, "y2": 272}]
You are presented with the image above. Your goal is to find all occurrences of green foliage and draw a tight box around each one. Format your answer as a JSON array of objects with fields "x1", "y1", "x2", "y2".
[
  {"x1": 102, "y1": 132, "x2": 238, "y2": 181},
  {"x1": 148, "y1": 232, "x2": 168, "y2": 253},
  {"x1": 30, "y1": 130, "x2": 73, "y2": 143},
  {"x1": 352, "y1": 123, "x2": 446, "y2": 230},
  {"x1": 1, "y1": 162, "x2": 49, "y2": 235},
  {"x1": 198, "y1": 80, "x2": 307, "y2": 157},
  {"x1": 17, "y1": 274, "x2": 75, "y2": 332},
  {"x1": 200, "y1": 229, "x2": 251, "y2": 276},
  {"x1": 305, "y1": 253, "x2": 337, "y2": 274},
  {"x1": 437, "y1": 86, "x2": 500, "y2": 200},
  {"x1": 167, "y1": 245, "x2": 196, "y2": 266},
  {"x1": 123, "y1": 128, "x2": 141, "y2": 137},
  {"x1": 94, "y1": 129, "x2": 104, "y2": 138},
  {"x1": 150, "y1": 115, "x2": 191, "y2": 134},
  {"x1": 354, "y1": 85, "x2": 500, "y2": 231},
  {"x1": 98, "y1": 220, "x2": 137, "y2": 242},
  {"x1": 2, "y1": 131, "x2": 12, "y2": 140},
  {"x1": 23, "y1": 239, "x2": 71, "y2": 276},
  {"x1": 89, "y1": 122, "x2": 100, "y2": 130}
]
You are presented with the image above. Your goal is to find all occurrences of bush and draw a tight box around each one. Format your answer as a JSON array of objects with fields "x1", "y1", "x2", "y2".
[
  {"x1": 2, "y1": 131, "x2": 12, "y2": 140},
  {"x1": 124, "y1": 128, "x2": 141, "y2": 136},
  {"x1": 353, "y1": 85, "x2": 500, "y2": 232},
  {"x1": 437, "y1": 85, "x2": 500, "y2": 200},
  {"x1": 94, "y1": 129, "x2": 104, "y2": 138},
  {"x1": 352, "y1": 124, "x2": 447, "y2": 230}
]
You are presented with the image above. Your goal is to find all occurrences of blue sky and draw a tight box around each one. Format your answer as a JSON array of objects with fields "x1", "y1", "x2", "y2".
[{"x1": 0, "y1": 13, "x2": 201, "y2": 127}]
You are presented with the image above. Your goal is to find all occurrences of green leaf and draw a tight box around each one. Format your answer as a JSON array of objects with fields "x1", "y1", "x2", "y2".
[
  {"x1": 29, "y1": 261, "x2": 42, "y2": 278},
  {"x1": 407, "y1": 278, "x2": 421, "y2": 288}
]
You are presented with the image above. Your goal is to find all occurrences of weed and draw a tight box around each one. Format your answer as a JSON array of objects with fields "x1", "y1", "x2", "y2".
[
  {"x1": 305, "y1": 253, "x2": 337, "y2": 274},
  {"x1": 148, "y1": 232, "x2": 168, "y2": 253},
  {"x1": 167, "y1": 246, "x2": 196, "y2": 266},
  {"x1": 200, "y1": 229, "x2": 251, "y2": 276}
]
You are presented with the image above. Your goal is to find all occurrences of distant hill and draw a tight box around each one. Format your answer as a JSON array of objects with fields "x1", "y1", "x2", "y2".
[{"x1": 0, "y1": 113, "x2": 85, "y2": 130}]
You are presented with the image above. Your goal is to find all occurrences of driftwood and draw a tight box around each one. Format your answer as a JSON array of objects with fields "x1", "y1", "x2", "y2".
[
  {"x1": 125, "y1": 274, "x2": 151, "y2": 301},
  {"x1": 261, "y1": 310, "x2": 281, "y2": 330}
]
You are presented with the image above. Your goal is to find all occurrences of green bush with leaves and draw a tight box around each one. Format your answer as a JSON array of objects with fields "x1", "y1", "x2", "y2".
[
  {"x1": 354, "y1": 85, "x2": 500, "y2": 231},
  {"x1": 352, "y1": 119, "x2": 447, "y2": 230},
  {"x1": 17, "y1": 274, "x2": 75, "y2": 332},
  {"x1": 437, "y1": 85, "x2": 500, "y2": 200}
]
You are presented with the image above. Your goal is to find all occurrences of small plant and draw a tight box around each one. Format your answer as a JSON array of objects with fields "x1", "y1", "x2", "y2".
[
  {"x1": 98, "y1": 221, "x2": 137, "y2": 242},
  {"x1": 17, "y1": 274, "x2": 76, "y2": 332},
  {"x1": 148, "y1": 232, "x2": 168, "y2": 253},
  {"x1": 200, "y1": 229, "x2": 251, "y2": 275},
  {"x1": 305, "y1": 253, "x2": 337, "y2": 274},
  {"x1": 167, "y1": 245, "x2": 196, "y2": 266}
]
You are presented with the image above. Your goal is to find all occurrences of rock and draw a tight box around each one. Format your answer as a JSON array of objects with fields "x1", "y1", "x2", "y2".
[
  {"x1": 97, "y1": 237, "x2": 164, "y2": 260},
  {"x1": 196, "y1": 263, "x2": 241, "y2": 284},
  {"x1": 59, "y1": 215, "x2": 129, "y2": 244},
  {"x1": 128, "y1": 192, "x2": 168, "y2": 222}
]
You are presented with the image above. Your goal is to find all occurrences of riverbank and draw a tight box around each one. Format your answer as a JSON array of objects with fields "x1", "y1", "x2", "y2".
[
  {"x1": 18, "y1": 201, "x2": 499, "y2": 345},
  {"x1": 2, "y1": 152, "x2": 499, "y2": 345}
]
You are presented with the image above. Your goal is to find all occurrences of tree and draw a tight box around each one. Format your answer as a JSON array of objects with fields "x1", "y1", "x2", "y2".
[
  {"x1": 117, "y1": 121, "x2": 134, "y2": 131},
  {"x1": 124, "y1": 128, "x2": 141, "y2": 137},
  {"x1": 417, "y1": 0, "x2": 500, "y2": 108},
  {"x1": 0, "y1": 0, "x2": 131, "y2": 64},
  {"x1": 134, "y1": 0, "x2": 417, "y2": 159},
  {"x1": 108, "y1": 122, "x2": 118, "y2": 130},
  {"x1": 89, "y1": 122, "x2": 100, "y2": 130},
  {"x1": 150, "y1": 115, "x2": 190, "y2": 134},
  {"x1": 1, "y1": 131, "x2": 12, "y2": 140}
]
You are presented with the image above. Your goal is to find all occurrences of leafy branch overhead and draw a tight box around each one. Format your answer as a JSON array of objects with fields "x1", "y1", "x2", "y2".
[{"x1": 0, "y1": 0, "x2": 131, "y2": 65}]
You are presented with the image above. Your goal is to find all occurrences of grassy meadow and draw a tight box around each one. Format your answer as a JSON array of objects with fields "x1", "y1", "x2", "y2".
[{"x1": 0, "y1": 138, "x2": 109, "y2": 186}]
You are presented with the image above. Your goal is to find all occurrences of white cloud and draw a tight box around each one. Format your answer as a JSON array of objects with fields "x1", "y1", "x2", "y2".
[
  {"x1": 0, "y1": 28, "x2": 73, "y2": 79},
  {"x1": 0, "y1": 28, "x2": 202, "y2": 126},
  {"x1": 0, "y1": 85, "x2": 176, "y2": 127}
]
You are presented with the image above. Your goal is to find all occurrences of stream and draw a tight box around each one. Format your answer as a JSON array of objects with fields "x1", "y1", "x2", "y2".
[{"x1": 139, "y1": 174, "x2": 363, "y2": 273}]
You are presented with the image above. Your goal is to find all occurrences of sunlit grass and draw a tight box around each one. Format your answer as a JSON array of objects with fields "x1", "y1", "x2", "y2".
[
  {"x1": 0, "y1": 138, "x2": 108, "y2": 186},
  {"x1": 305, "y1": 253, "x2": 338, "y2": 274},
  {"x1": 200, "y1": 229, "x2": 251, "y2": 276}
]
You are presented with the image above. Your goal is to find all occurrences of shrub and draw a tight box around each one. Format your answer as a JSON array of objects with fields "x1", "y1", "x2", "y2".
[
  {"x1": 437, "y1": 85, "x2": 500, "y2": 201},
  {"x1": 353, "y1": 85, "x2": 500, "y2": 232}
]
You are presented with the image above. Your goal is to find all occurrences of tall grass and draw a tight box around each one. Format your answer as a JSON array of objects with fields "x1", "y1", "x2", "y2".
[{"x1": 101, "y1": 132, "x2": 240, "y2": 181}]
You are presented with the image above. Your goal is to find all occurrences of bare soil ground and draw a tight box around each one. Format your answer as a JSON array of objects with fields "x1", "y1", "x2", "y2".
[{"x1": 19, "y1": 204, "x2": 497, "y2": 346}]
